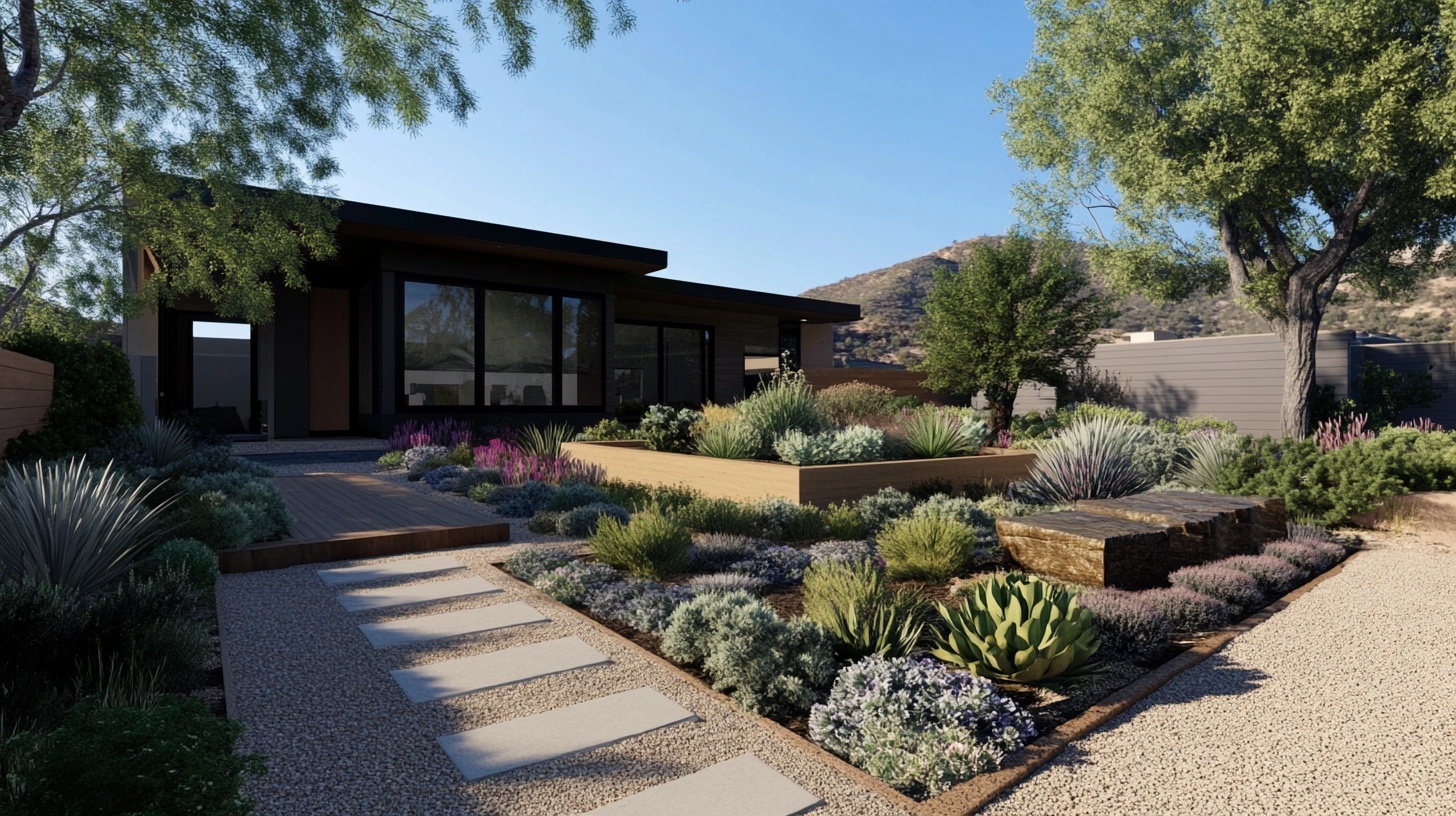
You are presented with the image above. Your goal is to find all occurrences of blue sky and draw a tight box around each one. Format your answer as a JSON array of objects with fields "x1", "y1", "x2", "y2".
[{"x1": 329, "y1": 1, "x2": 1038, "y2": 296}]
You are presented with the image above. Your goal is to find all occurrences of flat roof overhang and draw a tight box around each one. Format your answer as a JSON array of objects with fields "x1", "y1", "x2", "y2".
[
  {"x1": 336, "y1": 199, "x2": 668, "y2": 274},
  {"x1": 617, "y1": 275, "x2": 860, "y2": 324}
]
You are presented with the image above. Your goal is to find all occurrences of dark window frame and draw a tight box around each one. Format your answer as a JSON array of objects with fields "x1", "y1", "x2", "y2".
[
  {"x1": 613, "y1": 319, "x2": 715, "y2": 408},
  {"x1": 395, "y1": 273, "x2": 606, "y2": 413}
]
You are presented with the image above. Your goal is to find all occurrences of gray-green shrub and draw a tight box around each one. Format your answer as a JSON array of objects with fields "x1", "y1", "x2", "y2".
[
  {"x1": 672, "y1": 497, "x2": 758, "y2": 536},
  {"x1": 802, "y1": 558, "x2": 925, "y2": 659},
  {"x1": 555, "y1": 502, "x2": 632, "y2": 537},
  {"x1": 857, "y1": 487, "x2": 917, "y2": 534},
  {"x1": 661, "y1": 591, "x2": 836, "y2": 716},
  {"x1": 751, "y1": 497, "x2": 826, "y2": 541},
  {"x1": 737, "y1": 367, "x2": 826, "y2": 452},
  {"x1": 149, "y1": 539, "x2": 218, "y2": 593},
  {"x1": 591, "y1": 511, "x2": 692, "y2": 579},
  {"x1": 772, "y1": 425, "x2": 885, "y2": 465}
]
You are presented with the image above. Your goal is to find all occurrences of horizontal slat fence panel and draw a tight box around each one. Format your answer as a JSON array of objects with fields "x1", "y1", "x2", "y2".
[{"x1": 0, "y1": 349, "x2": 52, "y2": 457}]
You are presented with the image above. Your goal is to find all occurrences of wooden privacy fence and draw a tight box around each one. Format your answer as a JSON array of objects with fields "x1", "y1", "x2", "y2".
[{"x1": 0, "y1": 349, "x2": 54, "y2": 456}]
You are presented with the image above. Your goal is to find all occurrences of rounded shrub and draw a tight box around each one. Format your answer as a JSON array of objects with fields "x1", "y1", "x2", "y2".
[
  {"x1": 544, "y1": 482, "x2": 609, "y2": 513},
  {"x1": 672, "y1": 497, "x2": 758, "y2": 537},
  {"x1": 532, "y1": 560, "x2": 622, "y2": 605},
  {"x1": 586, "y1": 578, "x2": 694, "y2": 633},
  {"x1": 750, "y1": 497, "x2": 826, "y2": 542},
  {"x1": 149, "y1": 538, "x2": 218, "y2": 593},
  {"x1": 687, "y1": 572, "x2": 767, "y2": 595},
  {"x1": 857, "y1": 487, "x2": 917, "y2": 535},
  {"x1": 555, "y1": 502, "x2": 632, "y2": 537},
  {"x1": 807, "y1": 539, "x2": 881, "y2": 567},
  {"x1": 808, "y1": 656, "x2": 1036, "y2": 798},
  {"x1": 527, "y1": 510, "x2": 565, "y2": 534},
  {"x1": 876, "y1": 514, "x2": 977, "y2": 582},
  {"x1": 591, "y1": 511, "x2": 692, "y2": 579},
  {"x1": 2, "y1": 333, "x2": 142, "y2": 460},
  {"x1": 504, "y1": 547, "x2": 576, "y2": 583},
  {"x1": 1168, "y1": 564, "x2": 1264, "y2": 612},
  {"x1": 1262, "y1": 539, "x2": 1338, "y2": 573},
  {"x1": 688, "y1": 533, "x2": 766, "y2": 571},
  {"x1": 1219, "y1": 554, "x2": 1307, "y2": 595},
  {"x1": 1078, "y1": 588, "x2": 1173, "y2": 660},
  {"x1": 816, "y1": 381, "x2": 897, "y2": 425},
  {"x1": 725, "y1": 544, "x2": 812, "y2": 585},
  {"x1": 1141, "y1": 586, "x2": 1233, "y2": 632}
]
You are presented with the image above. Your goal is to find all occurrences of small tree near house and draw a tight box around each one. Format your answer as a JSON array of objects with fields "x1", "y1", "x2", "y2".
[{"x1": 915, "y1": 233, "x2": 1112, "y2": 431}]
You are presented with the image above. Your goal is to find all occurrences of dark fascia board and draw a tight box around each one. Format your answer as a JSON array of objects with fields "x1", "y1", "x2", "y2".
[
  {"x1": 334, "y1": 199, "x2": 668, "y2": 274},
  {"x1": 616, "y1": 275, "x2": 861, "y2": 323}
]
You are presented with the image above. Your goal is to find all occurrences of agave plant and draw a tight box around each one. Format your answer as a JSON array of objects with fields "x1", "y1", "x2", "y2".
[
  {"x1": 930, "y1": 572, "x2": 1102, "y2": 684},
  {"x1": 900, "y1": 407, "x2": 977, "y2": 458},
  {"x1": 128, "y1": 419, "x2": 196, "y2": 469},
  {"x1": 518, "y1": 422, "x2": 575, "y2": 458},
  {"x1": 1017, "y1": 416, "x2": 1154, "y2": 503},
  {"x1": 1174, "y1": 432, "x2": 1240, "y2": 491},
  {"x1": 0, "y1": 458, "x2": 177, "y2": 596}
]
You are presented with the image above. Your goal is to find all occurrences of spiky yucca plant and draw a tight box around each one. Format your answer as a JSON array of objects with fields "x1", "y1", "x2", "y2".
[
  {"x1": 931, "y1": 572, "x2": 1101, "y2": 684},
  {"x1": 1174, "y1": 432, "x2": 1240, "y2": 491},
  {"x1": 695, "y1": 420, "x2": 760, "y2": 459},
  {"x1": 518, "y1": 423, "x2": 575, "y2": 459},
  {"x1": 1018, "y1": 416, "x2": 1153, "y2": 503},
  {"x1": 0, "y1": 458, "x2": 176, "y2": 595},
  {"x1": 900, "y1": 408, "x2": 977, "y2": 458},
  {"x1": 129, "y1": 419, "x2": 197, "y2": 469}
]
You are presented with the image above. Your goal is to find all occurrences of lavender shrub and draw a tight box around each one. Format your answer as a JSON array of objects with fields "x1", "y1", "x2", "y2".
[
  {"x1": 1262, "y1": 540, "x2": 1337, "y2": 573},
  {"x1": 533, "y1": 561, "x2": 622, "y2": 605},
  {"x1": 727, "y1": 544, "x2": 812, "y2": 585},
  {"x1": 1219, "y1": 554, "x2": 1306, "y2": 595},
  {"x1": 687, "y1": 572, "x2": 768, "y2": 595},
  {"x1": 688, "y1": 534, "x2": 767, "y2": 571},
  {"x1": 809, "y1": 656, "x2": 1036, "y2": 799},
  {"x1": 587, "y1": 579, "x2": 695, "y2": 633},
  {"x1": 1142, "y1": 586, "x2": 1234, "y2": 632},
  {"x1": 1078, "y1": 588, "x2": 1173, "y2": 660},
  {"x1": 1168, "y1": 564, "x2": 1264, "y2": 612}
]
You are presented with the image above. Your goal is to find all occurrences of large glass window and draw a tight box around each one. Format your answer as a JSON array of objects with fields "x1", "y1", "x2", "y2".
[
  {"x1": 613, "y1": 323, "x2": 659, "y2": 408},
  {"x1": 403, "y1": 282, "x2": 476, "y2": 407},
  {"x1": 614, "y1": 322, "x2": 710, "y2": 408},
  {"x1": 562, "y1": 297, "x2": 603, "y2": 407},
  {"x1": 400, "y1": 280, "x2": 604, "y2": 410},
  {"x1": 482, "y1": 290, "x2": 553, "y2": 406}
]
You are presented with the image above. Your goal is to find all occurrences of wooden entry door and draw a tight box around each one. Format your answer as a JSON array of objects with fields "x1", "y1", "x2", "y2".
[{"x1": 309, "y1": 288, "x2": 351, "y2": 432}]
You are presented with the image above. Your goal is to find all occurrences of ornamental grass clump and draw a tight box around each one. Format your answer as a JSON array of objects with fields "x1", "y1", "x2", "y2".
[
  {"x1": 1078, "y1": 588, "x2": 1173, "y2": 660},
  {"x1": 661, "y1": 591, "x2": 836, "y2": 716},
  {"x1": 0, "y1": 458, "x2": 176, "y2": 596},
  {"x1": 931, "y1": 573, "x2": 1102, "y2": 684},
  {"x1": 590, "y1": 511, "x2": 692, "y2": 579},
  {"x1": 1168, "y1": 564, "x2": 1264, "y2": 613},
  {"x1": 900, "y1": 407, "x2": 978, "y2": 458},
  {"x1": 876, "y1": 514, "x2": 977, "y2": 583},
  {"x1": 1018, "y1": 416, "x2": 1154, "y2": 503},
  {"x1": 672, "y1": 497, "x2": 758, "y2": 536},
  {"x1": 694, "y1": 419, "x2": 760, "y2": 460},
  {"x1": 1141, "y1": 586, "x2": 1233, "y2": 632},
  {"x1": 1174, "y1": 432, "x2": 1240, "y2": 490},
  {"x1": 808, "y1": 656, "x2": 1037, "y2": 799},
  {"x1": 1219, "y1": 554, "x2": 1306, "y2": 595},
  {"x1": 532, "y1": 561, "x2": 622, "y2": 606},
  {"x1": 802, "y1": 558, "x2": 926, "y2": 659},
  {"x1": 518, "y1": 423, "x2": 574, "y2": 458}
]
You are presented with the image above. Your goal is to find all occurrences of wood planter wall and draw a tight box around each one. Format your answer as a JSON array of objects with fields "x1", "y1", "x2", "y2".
[
  {"x1": 0, "y1": 349, "x2": 53, "y2": 457},
  {"x1": 562, "y1": 441, "x2": 1037, "y2": 506}
]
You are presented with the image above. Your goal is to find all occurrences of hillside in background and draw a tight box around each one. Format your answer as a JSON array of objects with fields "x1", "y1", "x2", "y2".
[{"x1": 802, "y1": 237, "x2": 1456, "y2": 364}]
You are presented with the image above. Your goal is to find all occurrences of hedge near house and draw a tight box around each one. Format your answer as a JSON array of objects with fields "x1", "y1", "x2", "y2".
[{"x1": 2, "y1": 332, "x2": 141, "y2": 460}]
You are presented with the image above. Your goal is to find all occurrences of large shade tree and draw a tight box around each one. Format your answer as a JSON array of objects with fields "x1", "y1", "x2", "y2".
[
  {"x1": 915, "y1": 233, "x2": 1112, "y2": 431},
  {"x1": 0, "y1": 0, "x2": 649, "y2": 329},
  {"x1": 995, "y1": 0, "x2": 1456, "y2": 438}
]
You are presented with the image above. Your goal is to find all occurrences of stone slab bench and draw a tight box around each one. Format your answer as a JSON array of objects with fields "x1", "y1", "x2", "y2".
[{"x1": 996, "y1": 493, "x2": 1285, "y2": 590}]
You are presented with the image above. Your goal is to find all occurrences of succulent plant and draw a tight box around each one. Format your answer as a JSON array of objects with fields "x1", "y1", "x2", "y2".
[
  {"x1": 1016, "y1": 416, "x2": 1154, "y2": 503},
  {"x1": 930, "y1": 572, "x2": 1102, "y2": 684}
]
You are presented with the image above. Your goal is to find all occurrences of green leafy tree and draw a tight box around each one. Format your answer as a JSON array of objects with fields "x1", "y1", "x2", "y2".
[
  {"x1": 0, "y1": 0, "x2": 651, "y2": 328},
  {"x1": 915, "y1": 234, "x2": 1112, "y2": 431},
  {"x1": 995, "y1": 0, "x2": 1456, "y2": 438}
]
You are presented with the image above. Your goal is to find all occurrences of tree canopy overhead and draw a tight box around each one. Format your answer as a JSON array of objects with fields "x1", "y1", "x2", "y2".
[
  {"x1": 995, "y1": 0, "x2": 1456, "y2": 438},
  {"x1": 915, "y1": 233, "x2": 1112, "y2": 431},
  {"x1": 0, "y1": 0, "x2": 648, "y2": 328}
]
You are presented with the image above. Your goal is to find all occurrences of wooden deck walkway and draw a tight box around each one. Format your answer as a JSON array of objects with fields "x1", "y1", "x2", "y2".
[{"x1": 219, "y1": 474, "x2": 509, "y2": 574}]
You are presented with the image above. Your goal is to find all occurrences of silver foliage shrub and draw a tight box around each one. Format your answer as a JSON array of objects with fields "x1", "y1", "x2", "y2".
[{"x1": 773, "y1": 425, "x2": 885, "y2": 465}]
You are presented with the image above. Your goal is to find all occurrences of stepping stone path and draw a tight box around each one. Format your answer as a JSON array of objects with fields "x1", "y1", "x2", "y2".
[
  {"x1": 337, "y1": 576, "x2": 500, "y2": 612},
  {"x1": 359, "y1": 602, "x2": 549, "y2": 648},
  {"x1": 585, "y1": 754, "x2": 825, "y2": 816},
  {"x1": 317, "y1": 555, "x2": 466, "y2": 585},
  {"x1": 390, "y1": 636, "x2": 611, "y2": 703},
  {"x1": 320, "y1": 557, "x2": 825, "y2": 813},
  {"x1": 438, "y1": 687, "x2": 699, "y2": 780}
]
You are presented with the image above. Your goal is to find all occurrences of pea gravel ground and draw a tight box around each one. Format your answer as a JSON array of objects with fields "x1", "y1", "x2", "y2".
[{"x1": 982, "y1": 530, "x2": 1456, "y2": 816}]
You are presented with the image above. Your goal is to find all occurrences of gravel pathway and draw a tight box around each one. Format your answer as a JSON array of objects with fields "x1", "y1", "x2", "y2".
[
  {"x1": 218, "y1": 512, "x2": 908, "y2": 815},
  {"x1": 981, "y1": 531, "x2": 1456, "y2": 816}
]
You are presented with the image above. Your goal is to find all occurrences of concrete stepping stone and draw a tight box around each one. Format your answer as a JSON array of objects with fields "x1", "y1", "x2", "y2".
[
  {"x1": 391, "y1": 636, "x2": 611, "y2": 703},
  {"x1": 337, "y1": 576, "x2": 499, "y2": 612},
  {"x1": 438, "y1": 687, "x2": 697, "y2": 781},
  {"x1": 316, "y1": 555, "x2": 465, "y2": 586},
  {"x1": 584, "y1": 754, "x2": 824, "y2": 816},
  {"x1": 359, "y1": 601, "x2": 548, "y2": 648}
]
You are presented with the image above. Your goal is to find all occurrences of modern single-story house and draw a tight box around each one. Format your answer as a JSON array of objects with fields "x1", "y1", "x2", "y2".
[{"x1": 121, "y1": 198, "x2": 858, "y2": 438}]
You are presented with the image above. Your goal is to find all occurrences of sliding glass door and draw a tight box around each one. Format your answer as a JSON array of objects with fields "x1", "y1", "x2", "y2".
[{"x1": 613, "y1": 322, "x2": 711, "y2": 408}]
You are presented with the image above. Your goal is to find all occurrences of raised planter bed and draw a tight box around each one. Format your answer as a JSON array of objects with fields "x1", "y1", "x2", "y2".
[{"x1": 562, "y1": 441, "x2": 1037, "y2": 506}]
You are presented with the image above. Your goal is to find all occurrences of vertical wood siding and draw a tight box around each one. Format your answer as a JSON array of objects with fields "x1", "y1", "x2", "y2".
[{"x1": 0, "y1": 349, "x2": 54, "y2": 456}]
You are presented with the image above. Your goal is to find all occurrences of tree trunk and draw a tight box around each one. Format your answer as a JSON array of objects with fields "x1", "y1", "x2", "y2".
[
  {"x1": 984, "y1": 384, "x2": 1017, "y2": 433},
  {"x1": 1271, "y1": 284, "x2": 1323, "y2": 440}
]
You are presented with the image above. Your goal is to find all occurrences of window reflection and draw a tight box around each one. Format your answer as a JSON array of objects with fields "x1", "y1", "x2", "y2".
[
  {"x1": 562, "y1": 297, "x2": 603, "y2": 407},
  {"x1": 482, "y1": 290, "x2": 553, "y2": 406},
  {"x1": 403, "y1": 282, "x2": 476, "y2": 406}
]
